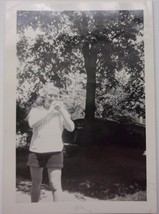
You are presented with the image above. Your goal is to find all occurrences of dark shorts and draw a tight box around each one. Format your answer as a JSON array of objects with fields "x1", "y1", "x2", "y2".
[{"x1": 27, "y1": 151, "x2": 64, "y2": 168}]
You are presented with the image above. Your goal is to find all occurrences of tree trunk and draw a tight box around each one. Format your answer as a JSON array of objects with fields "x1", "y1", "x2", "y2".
[{"x1": 82, "y1": 42, "x2": 97, "y2": 120}]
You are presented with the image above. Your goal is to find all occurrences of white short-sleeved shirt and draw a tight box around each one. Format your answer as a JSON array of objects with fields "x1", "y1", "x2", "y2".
[{"x1": 28, "y1": 106, "x2": 64, "y2": 153}]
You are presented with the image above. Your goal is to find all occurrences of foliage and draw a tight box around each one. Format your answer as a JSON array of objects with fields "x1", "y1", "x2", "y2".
[{"x1": 16, "y1": 10, "x2": 145, "y2": 137}]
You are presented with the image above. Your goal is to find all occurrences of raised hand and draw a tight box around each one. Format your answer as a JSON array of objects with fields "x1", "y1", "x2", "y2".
[{"x1": 50, "y1": 101, "x2": 64, "y2": 111}]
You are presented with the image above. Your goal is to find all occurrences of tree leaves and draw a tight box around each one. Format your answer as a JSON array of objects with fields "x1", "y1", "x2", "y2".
[{"x1": 17, "y1": 10, "x2": 145, "y2": 122}]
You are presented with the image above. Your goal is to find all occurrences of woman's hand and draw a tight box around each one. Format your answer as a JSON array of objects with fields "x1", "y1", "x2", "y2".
[{"x1": 50, "y1": 101, "x2": 64, "y2": 111}]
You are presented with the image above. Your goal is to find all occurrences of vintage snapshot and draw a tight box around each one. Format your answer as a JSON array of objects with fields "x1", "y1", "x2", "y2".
[{"x1": 4, "y1": 0, "x2": 157, "y2": 213}]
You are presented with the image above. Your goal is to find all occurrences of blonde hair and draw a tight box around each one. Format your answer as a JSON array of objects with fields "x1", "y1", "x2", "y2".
[{"x1": 33, "y1": 83, "x2": 60, "y2": 107}]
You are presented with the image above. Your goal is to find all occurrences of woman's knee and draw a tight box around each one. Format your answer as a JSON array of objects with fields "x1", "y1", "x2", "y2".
[
  {"x1": 32, "y1": 177, "x2": 42, "y2": 187},
  {"x1": 49, "y1": 178, "x2": 62, "y2": 191},
  {"x1": 30, "y1": 167, "x2": 43, "y2": 186},
  {"x1": 48, "y1": 168, "x2": 62, "y2": 191}
]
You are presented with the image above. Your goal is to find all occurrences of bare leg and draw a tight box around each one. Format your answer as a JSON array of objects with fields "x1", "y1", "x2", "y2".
[
  {"x1": 30, "y1": 167, "x2": 43, "y2": 202},
  {"x1": 47, "y1": 168, "x2": 63, "y2": 202}
]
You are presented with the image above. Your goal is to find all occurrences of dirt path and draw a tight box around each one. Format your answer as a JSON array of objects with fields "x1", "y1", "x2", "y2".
[
  {"x1": 16, "y1": 186, "x2": 101, "y2": 203},
  {"x1": 16, "y1": 179, "x2": 146, "y2": 203},
  {"x1": 16, "y1": 178, "x2": 102, "y2": 203},
  {"x1": 16, "y1": 188, "x2": 146, "y2": 203}
]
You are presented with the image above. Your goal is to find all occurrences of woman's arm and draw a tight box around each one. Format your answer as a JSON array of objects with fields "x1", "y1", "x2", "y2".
[
  {"x1": 28, "y1": 107, "x2": 54, "y2": 129},
  {"x1": 59, "y1": 106, "x2": 75, "y2": 132}
]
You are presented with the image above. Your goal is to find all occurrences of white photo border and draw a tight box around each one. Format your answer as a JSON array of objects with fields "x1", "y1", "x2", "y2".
[{"x1": 3, "y1": 0, "x2": 157, "y2": 213}]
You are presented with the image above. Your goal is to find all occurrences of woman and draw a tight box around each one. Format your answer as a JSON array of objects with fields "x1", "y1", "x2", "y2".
[{"x1": 27, "y1": 83, "x2": 75, "y2": 202}]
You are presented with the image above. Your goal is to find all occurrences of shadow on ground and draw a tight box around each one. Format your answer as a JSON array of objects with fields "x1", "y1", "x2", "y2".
[{"x1": 16, "y1": 144, "x2": 146, "y2": 201}]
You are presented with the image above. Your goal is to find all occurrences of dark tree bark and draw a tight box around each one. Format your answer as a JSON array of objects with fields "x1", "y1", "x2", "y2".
[{"x1": 82, "y1": 42, "x2": 97, "y2": 120}]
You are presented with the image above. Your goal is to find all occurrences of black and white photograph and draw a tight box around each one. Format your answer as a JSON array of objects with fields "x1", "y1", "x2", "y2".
[
  {"x1": 3, "y1": 1, "x2": 157, "y2": 213},
  {"x1": 16, "y1": 9, "x2": 147, "y2": 203}
]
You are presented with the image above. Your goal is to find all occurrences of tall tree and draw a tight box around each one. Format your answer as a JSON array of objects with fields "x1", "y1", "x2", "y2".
[{"x1": 17, "y1": 10, "x2": 144, "y2": 121}]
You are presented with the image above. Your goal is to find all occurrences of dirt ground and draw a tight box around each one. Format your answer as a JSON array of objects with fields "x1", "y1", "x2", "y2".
[
  {"x1": 16, "y1": 181, "x2": 104, "y2": 203},
  {"x1": 16, "y1": 184, "x2": 146, "y2": 203}
]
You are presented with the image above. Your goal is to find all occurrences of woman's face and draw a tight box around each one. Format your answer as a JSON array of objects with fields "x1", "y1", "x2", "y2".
[{"x1": 44, "y1": 91, "x2": 58, "y2": 109}]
